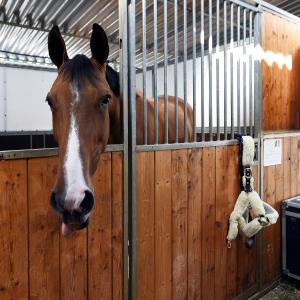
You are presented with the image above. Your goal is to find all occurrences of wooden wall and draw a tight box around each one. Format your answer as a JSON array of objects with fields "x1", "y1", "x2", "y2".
[
  {"x1": 262, "y1": 12, "x2": 300, "y2": 130},
  {"x1": 136, "y1": 146, "x2": 258, "y2": 300},
  {"x1": 0, "y1": 152, "x2": 123, "y2": 300},
  {"x1": 262, "y1": 136, "x2": 300, "y2": 286}
]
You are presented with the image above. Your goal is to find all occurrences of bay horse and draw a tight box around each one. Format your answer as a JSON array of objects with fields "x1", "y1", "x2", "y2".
[{"x1": 47, "y1": 24, "x2": 193, "y2": 236}]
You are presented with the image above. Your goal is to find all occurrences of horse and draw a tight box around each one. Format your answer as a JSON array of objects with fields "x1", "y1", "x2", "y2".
[{"x1": 47, "y1": 24, "x2": 193, "y2": 236}]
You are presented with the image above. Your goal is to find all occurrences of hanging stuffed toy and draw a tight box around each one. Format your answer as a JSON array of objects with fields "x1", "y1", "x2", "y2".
[{"x1": 227, "y1": 136, "x2": 279, "y2": 248}]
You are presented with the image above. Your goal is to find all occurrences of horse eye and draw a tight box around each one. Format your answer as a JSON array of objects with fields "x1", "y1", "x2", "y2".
[{"x1": 100, "y1": 94, "x2": 111, "y2": 108}]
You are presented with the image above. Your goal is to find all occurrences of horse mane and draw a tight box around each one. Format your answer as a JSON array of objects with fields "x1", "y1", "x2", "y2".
[
  {"x1": 106, "y1": 64, "x2": 120, "y2": 96},
  {"x1": 60, "y1": 54, "x2": 120, "y2": 96}
]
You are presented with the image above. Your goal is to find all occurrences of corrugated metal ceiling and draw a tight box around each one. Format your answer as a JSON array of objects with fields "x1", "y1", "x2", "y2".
[{"x1": 0, "y1": 0, "x2": 299, "y2": 69}]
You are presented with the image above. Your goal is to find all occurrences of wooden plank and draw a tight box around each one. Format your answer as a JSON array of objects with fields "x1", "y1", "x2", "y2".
[
  {"x1": 201, "y1": 147, "x2": 216, "y2": 300},
  {"x1": 226, "y1": 145, "x2": 239, "y2": 299},
  {"x1": 275, "y1": 139, "x2": 284, "y2": 279},
  {"x1": 28, "y1": 157, "x2": 60, "y2": 300},
  {"x1": 290, "y1": 137, "x2": 298, "y2": 197},
  {"x1": 215, "y1": 147, "x2": 228, "y2": 300},
  {"x1": 60, "y1": 230, "x2": 88, "y2": 300},
  {"x1": 136, "y1": 152, "x2": 155, "y2": 300},
  {"x1": 0, "y1": 160, "x2": 28, "y2": 299},
  {"x1": 111, "y1": 152, "x2": 123, "y2": 300},
  {"x1": 88, "y1": 153, "x2": 112, "y2": 299},
  {"x1": 171, "y1": 149, "x2": 188, "y2": 300},
  {"x1": 187, "y1": 148, "x2": 202, "y2": 300},
  {"x1": 155, "y1": 151, "x2": 172, "y2": 300},
  {"x1": 283, "y1": 137, "x2": 291, "y2": 199},
  {"x1": 262, "y1": 165, "x2": 276, "y2": 286}
]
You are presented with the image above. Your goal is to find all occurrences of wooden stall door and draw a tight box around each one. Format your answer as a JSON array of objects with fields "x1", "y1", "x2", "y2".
[{"x1": 136, "y1": 146, "x2": 258, "y2": 300}]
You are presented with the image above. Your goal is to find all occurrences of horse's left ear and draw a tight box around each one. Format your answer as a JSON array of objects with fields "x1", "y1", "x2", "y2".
[{"x1": 90, "y1": 23, "x2": 109, "y2": 65}]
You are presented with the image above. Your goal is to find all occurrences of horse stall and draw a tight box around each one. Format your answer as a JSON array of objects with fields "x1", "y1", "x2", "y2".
[{"x1": 0, "y1": 0, "x2": 300, "y2": 299}]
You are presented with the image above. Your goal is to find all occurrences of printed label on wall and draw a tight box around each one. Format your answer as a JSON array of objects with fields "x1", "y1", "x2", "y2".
[{"x1": 264, "y1": 139, "x2": 282, "y2": 166}]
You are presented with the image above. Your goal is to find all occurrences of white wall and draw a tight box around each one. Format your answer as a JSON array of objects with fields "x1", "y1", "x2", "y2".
[
  {"x1": 0, "y1": 66, "x2": 56, "y2": 131},
  {"x1": 136, "y1": 44, "x2": 255, "y2": 128}
]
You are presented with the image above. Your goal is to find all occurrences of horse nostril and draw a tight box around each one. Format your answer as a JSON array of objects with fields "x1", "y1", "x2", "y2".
[
  {"x1": 80, "y1": 190, "x2": 94, "y2": 213},
  {"x1": 50, "y1": 191, "x2": 64, "y2": 214}
]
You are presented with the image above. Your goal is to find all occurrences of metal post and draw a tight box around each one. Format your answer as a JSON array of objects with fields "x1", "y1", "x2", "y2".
[
  {"x1": 164, "y1": 0, "x2": 168, "y2": 143},
  {"x1": 142, "y1": 0, "x2": 147, "y2": 144},
  {"x1": 216, "y1": 0, "x2": 220, "y2": 141},
  {"x1": 230, "y1": 3, "x2": 234, "y2": 139},
  {"x1": 174, "y1": 0, "x2": 179, "y2": 143},
  {"x1": 200, "y1": 0, "x2": 205, "y2": 141},
  {"x1": 118, "y1": 0, "x2": 129, "y2": 299},
  {"x1": 192, "y1": 0, "x2": 197, "y2": 142},
  {"x1": 153, "y1": 0, "x2": 158, "y2": 144},
  {"x1": 224, "y1": 0, "x2": 228, "y2": 140},
  {"x1": 183, "y1": 0, "x2": 188, "y2": 142},
  {"x1": 243, "y1": 8, "x2": 247, "y2": 135},
  {"x1": 249, "y1": 11, "x2": 253, "y2": 137},
  {"x1": 237, "y1": 5, "x2": 241, "y2": 134},
  {"x1": 209, "y1": 0, "x2": 213, "y2": 141}
]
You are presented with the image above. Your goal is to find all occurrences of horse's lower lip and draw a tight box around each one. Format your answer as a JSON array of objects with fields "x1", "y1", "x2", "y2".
[{"x1": 61, "y1": 219, "x2": 89, "y2": 236}]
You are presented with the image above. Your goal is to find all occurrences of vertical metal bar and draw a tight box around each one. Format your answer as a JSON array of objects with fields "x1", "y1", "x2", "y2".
[
  {"x1": 174, "y1": 0, "x2": 179, "y2": 143},
  {"x1": 200, "y1": 0, "x2": 205, "y2": 141},
  {"x1": 224, "y1": 0, "x2": 228, "y2": 140},
  {"x1": 119, "y1": 0, "x2": 129, "y2": 298},
  {"x1": 254, "y1": 11, "x2": 262, "y2": 139},
  {"x1": 209, "y1": 0, "x2": 213, "y2": 141},
  {"x1": 192, "y1": 0, "x2": 197, "y2": 142},
  {"x1": 142, "y1": 0, "x2": 147, "y2": 144},
  {"x1": 216, "y1": 0, "x2": 220, "y2": 141},
  {"x1": 230, "y1": 3, "x2": 234, "y2": 139},
  {"x1": 153, "y1": 0, "x2": 158, "y2": 144},
  {"x1": 184, "y1": 0, "x2": 188, "y2": 142},
  {"x1": 128, "y1": 0, "x2": 136, "y2": 298},
  {"x1": 164, "y1": 0, "x2": 168, "y2": 143},
  {"x1": 249, "y1": 11, "x2": 253, "y2": 137},
  {"x1": 243, "y1": 8, "x2": 247, "y2": 135},
  {"x1": 237, "y1": 5, "x2": 241, "y2": 134}
]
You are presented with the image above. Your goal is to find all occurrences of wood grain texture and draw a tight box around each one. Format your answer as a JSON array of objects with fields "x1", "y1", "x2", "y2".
[
  {"x1": 136, "y1": 152, "x2": 155, "y2": 300},
  {"x1": 187, "y1": 148, "x2": 202, "y2": 300},
  {"x1": 171, "y1": 149, "x2": 188, "y2": 300},
  {"x1": 261, "y1": 12, "x2": 300, "y2": 130},
  {"x1": 201, "y1": 147, "x2": 216, "y2": 300},
  {"x1": 155, "y1": 151, "x2": 172, "y2": 300},
  {"x1": 111, "y1": 152, "x2": 123, "y2": 300},
  {"x1": 88, "y1": 153, "x2": 112, "y2": 300},
  {"x1": 0, "y1": 160, "x2": 28, "y2": 300},
  {"x1": 28, "y1": 157, "x2": 60, "y2": 300}
]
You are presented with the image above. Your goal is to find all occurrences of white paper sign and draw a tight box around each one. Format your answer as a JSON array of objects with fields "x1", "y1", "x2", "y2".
[{"x1": 264, "y1": 139, "x2": 282, "y2": 166}]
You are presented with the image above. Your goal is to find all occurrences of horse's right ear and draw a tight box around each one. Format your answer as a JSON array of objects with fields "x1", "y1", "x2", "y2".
[{"x1": 48, "y1": 26, "x2": 68, "y2": 69}]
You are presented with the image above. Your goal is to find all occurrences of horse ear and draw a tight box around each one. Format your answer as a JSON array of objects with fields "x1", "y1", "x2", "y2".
[
  {"x1": 48, "y1": 26, "x2": 69, "y2": 69},
  {"x1": 90, "y1": 23, "x2": 109, "y2": 65}
]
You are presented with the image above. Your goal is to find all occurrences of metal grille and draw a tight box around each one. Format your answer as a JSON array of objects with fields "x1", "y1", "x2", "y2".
[{"x1": 134, "y1": 0, "x2": 260, "y2": 146}]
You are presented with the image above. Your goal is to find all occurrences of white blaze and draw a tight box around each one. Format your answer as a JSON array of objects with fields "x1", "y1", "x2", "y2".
[{"x1": 64, "y1": 84, "x2": 87, "y2": 209}]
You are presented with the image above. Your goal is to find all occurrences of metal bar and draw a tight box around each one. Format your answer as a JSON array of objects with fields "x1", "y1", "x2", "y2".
[
  {"x1": 136, "y1": 139, "x2": 242, "y2": 152},
  {"x1": 229, "y1": 0, "x2": 259, "y2": 12},
  {"x1": 183, "y1": 0, "x2": 188, "y2": 142},
  {"x1": 118, "y1": 0, "x2": 129, "y2": 298},
  {"x1": 142, "y1": 0, "x2": 147, "y2": 144},
  {"x1": 230, "y1": 3, "x2": 235, "y2": 139},
  {"x1": 128, "y1": 0, "x2": 136, "y2": 298},
  {"x1": 164, "y1": 0, "x2": 168, "y2": 143},
  {"x1": 192, "y1": 0, "x2": 197, "y2": 142},
  {"x1": 243, "y1": 8, "x2": 247, "y2": 135},
  {"x1": 216, "y1": 0, "x2": 220, "y2": 141},
  {"x1": 153, "y1": 0, "x2": 158, "y2": 144},
  {"x1": 237, "y1": 5, "x2": 241, "y2": 134},
  {"x1": 224, "y1": 0, "x2": 228, "y2": 140},
  {"x1": 200, "y1": 0, "x2": 205, "y2": 141},
  {"x1": 254, "y1": 11, "x2": 262, "y2": 138},
  {"x1": 249, "y1": 11, "x2": 253, "y2": 137},
  {"x1": 174, "y1": 0, "x2": 179, "y2": 143},
  {"x1": 209, "y1": 0, "x2": 213, "y2": 141}
]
